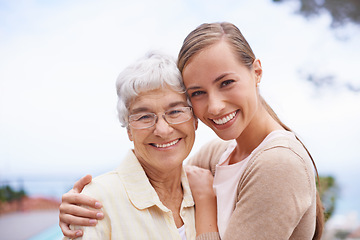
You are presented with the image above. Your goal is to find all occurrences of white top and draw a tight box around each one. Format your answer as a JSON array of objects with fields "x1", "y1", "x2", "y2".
[
  {"x1": 213, "y1": 130, "x2": 295, "y2": 238},
  {"x1": 178, "y1": 225, "x2": 187, "y2": 240}
]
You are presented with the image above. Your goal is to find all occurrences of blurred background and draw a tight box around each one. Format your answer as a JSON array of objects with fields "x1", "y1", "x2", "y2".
[{"x1": 1, "y1": 0, "x2": 359, "y2": 239}]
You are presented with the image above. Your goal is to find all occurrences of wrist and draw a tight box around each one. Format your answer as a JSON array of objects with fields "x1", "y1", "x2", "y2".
[{"x1": 193, "y1": 192, "x2": 216, "y2": 204}]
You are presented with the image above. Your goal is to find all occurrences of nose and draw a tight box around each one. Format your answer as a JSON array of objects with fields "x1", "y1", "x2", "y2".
[
  {"x1": 153, "y1": 115, "x2": 174, "y2": 137},
  {"x1": 207, "y1": 92, "x2": 225, "y2": 116}
]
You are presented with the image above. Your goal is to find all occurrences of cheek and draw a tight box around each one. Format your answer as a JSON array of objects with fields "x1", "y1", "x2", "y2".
[
  {"x1": 227, "y1": 88, "x2": 251, "y2": 105},
  {"x1": 131, "y1": 132, "x2": 147, "y2": 147},
  {"x1": 192, "y1": 105, "x2": 205, "y2": 121},
  {"x1": 190, "y1": 99, "x2": 205, "y2": 116}
]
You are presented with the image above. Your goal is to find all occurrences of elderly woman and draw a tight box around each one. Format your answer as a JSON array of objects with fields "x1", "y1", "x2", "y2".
[{"x1": 64, "y1": 52, "x2": 200, "y2": 239}]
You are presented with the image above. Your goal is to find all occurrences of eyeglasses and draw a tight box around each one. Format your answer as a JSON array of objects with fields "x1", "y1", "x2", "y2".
[{"x1": 128, "y1": 106, "x2": 193, "y2": 129}]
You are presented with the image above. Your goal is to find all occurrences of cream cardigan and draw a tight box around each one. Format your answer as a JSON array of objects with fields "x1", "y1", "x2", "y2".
[{"x1": 190, "y1": 133, "x2": 316, "y2": 240}]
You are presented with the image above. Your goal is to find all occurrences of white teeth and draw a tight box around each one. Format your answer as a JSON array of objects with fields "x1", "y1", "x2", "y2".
[
  {"x1": 212, "y1": 111, "x2": 237, "y2": 125},
  {"x1": 154, "y1": 139, "x2": 179, "y2": 148}
]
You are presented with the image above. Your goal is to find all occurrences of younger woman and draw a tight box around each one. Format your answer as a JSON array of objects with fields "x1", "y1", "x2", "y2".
[{"x1": 178, "y1": 22, "x2": 324, "y2": 239}]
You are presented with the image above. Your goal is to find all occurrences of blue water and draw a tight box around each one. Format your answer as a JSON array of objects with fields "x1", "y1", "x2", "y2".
[{"x1": 28, "y1": 224, "x2": 63, "y2": 240}]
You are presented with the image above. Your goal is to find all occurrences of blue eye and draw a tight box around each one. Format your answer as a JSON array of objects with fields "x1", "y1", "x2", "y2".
[
  {"x1": 135, "y1": 113, "x2": 154, "y2": 122},
  {"x1": 139, "y1": 115, "x2": 150, "y2": 120},
  {"x1": 168, "y1": 109, "x2": 182, "y2": 115}
]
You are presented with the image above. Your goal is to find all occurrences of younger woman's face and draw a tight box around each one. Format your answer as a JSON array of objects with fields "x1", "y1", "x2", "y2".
[{"x1": 182, "y1": 40, "x2": 262, "y2": 140}]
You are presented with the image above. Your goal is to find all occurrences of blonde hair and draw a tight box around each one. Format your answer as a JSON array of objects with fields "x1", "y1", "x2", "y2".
[{"x1": 178, "y1": 22, "x2": 324, "y2": 239}]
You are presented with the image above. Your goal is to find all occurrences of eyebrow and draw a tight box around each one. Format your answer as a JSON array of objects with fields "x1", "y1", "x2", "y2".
[
  {"x1": 130, "y1": 101, "x2": 188, "y2": 114},
  {"x1": 130, "y1": 107, "x2": 150, "y2": 114},
  {"x1": 214, "y1": 72, "x2": 232, "y2": 83},
  {"x1": 186, "y1": 72, "x2": 233, "y2": 92},
  {"x1": 169, "y1": 101, "x2": 188, "y2": 108}
]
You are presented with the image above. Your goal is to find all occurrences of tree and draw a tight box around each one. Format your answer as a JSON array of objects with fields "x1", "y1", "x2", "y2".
[
  {"x1": 0, "y1": 185, "x2": 27, "y2": 202},
  {"x1": 273, "y1": 0, "x2": 360, "y2": 93},
  {"x1": 272, "y1": 0, "x2": 360, "y2": 28},
  {"x1": 317, "y1": 175, "x2": 338, "y2": 221}
]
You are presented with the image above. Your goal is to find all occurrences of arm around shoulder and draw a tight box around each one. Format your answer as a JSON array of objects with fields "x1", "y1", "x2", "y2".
[{"x1": 69, "y1": 180, "x2": 111, "y2": 239}]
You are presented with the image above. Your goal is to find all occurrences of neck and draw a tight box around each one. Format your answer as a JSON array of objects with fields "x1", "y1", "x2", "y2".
[
  {"x1": 148, "y1": 172, "x2": 183, "y2": 200},
  {"x1": 144, "y1": 166, "x2": 184, "y2": 228},
  {"x1": 139, "y1": 162, "x2": 183, "y2": 197},
  {"x1": 231, "y1": 105, "x2": 283, "y2": 164},
  {"x1": 138, "y1": 161, "x2": 182, "y2": 202}
]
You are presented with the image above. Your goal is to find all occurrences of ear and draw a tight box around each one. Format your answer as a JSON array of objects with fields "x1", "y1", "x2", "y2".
[
  {"x1": 127, "y1": 128, "x2": 133, "y2": 141},
  {"x1": 253, "y1": 59, "x2": 262, "y2": 86}
]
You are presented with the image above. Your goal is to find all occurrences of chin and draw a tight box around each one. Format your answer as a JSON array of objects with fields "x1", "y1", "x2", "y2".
[{"x1": 213, "y1": 130, "x2": 238, "y2": 141}]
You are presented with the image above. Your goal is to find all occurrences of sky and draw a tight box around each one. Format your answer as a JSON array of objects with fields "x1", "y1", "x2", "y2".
[{"x1": 0, "y1": 0, "x2": 359, "y2": 224}]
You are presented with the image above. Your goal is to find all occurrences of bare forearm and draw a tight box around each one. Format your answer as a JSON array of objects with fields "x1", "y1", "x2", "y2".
[{"x1": 195, "y1": 195, "x2": 218, "y2": 236}]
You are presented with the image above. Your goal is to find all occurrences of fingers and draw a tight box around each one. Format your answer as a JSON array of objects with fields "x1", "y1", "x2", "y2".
[
  {"x1": 58, "y1": 175, "x2": 103, "y2": 238},
  {"x1": 73, "y1": 175, "x2": 92, "y2": 193},
  {"x1": 60, "y1": 211, "x2": 100, "y2": 226},
  {"x1": 59, "y1": 202, "x2": 104, "y2": 222},
  {"x1": 184, "y1": 165, "x2": 200, "y2": 174},
  {"x1": 185, "y1": 165, "x2": 215, "y2": 201},
  {"x1": 59, "y1": 203, "x2": 104, "y2": 238},
  {"x1": 59, "y1": 221, "x2": 83, "y2": 239},
  {"x1": 62, "y1": 190, "x2": 102, "y2": 210}
]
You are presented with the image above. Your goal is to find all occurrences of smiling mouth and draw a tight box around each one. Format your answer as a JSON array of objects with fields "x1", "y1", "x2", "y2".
[
  {"x1": 211, "y1": 111, "x2": 238, "y2": 125},
  {"x1": 151, "y1": 139, "x2": 180, "y2": 148}
]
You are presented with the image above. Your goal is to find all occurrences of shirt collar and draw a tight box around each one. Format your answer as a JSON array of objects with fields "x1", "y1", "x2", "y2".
[
  {"x1": 180, "y1": 166, "x2": 195, "y2": 208},
  {"x1": 117, "y1": 150, "x2": 194, "y2": 211}
]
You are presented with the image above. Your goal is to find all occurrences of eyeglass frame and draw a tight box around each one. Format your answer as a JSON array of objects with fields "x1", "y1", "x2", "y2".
[{"x1": 128, "y1": 106, "x2": 193, "y2": 129}]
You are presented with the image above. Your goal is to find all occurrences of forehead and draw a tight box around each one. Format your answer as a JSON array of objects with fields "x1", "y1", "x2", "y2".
[
  {"x1": 182, "y1": 41, "x2": 240, "y2": 85},
  {"x1": 129, "y1": 87, "x2": 187, "y2": 112}
]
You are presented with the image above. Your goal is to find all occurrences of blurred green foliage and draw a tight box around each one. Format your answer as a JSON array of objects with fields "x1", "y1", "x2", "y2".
[
  {"x1": 317, "y1": 175, "x2": 338, "y2": 221},
  {"x1": 273, "y1": 0, "x2": 360, "y2": 28},
  {"x1": 273, "y1": 0, "x2": 360, "y2": 92},
  {"x1": 0, "y1": 185, "x2": 27, "y2": 202}
]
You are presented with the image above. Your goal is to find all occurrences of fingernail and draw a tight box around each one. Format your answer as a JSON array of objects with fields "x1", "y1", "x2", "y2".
[
  {"x1": 89, "y1": 219, "x2": 97, "y2": 225},
  {"x1": 96, "y1": 212, "x2": 104, "y2": 218},
  {"x1": 95, "y1": 202, "x2": 102, "y2": 208},
  {"x1": 76, "y1": 231, "x2": 82, "y2": 237}
]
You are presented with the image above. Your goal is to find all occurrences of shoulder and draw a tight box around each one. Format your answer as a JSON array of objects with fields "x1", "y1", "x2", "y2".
[
  {"x1": 252, "y1": 134, "x2": 313, "y2": 169},
  {"x1": 81, "y1": 150, "x2": 140, "y2": 198},
  {"x1": 242, "y1": 135, "x2": 315, "y2": 193},
  {"x1": 81, "y1": 170, "x2": 123, "y2": 199},
  {"x1": 187, "y1": 138, "x2": 232, "y2": 173},
  {"x1": 199, "y1": 138, "x2": 232, "y2": 158}
]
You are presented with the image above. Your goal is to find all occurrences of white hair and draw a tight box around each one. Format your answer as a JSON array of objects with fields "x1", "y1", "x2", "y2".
[{"x1": 116, "y1": 51, "x2": 190, "y2": 127}]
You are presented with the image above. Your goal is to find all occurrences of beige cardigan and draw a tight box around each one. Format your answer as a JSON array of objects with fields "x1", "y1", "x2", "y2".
[{"x1": 190, "y1": 134, "x2": 316, "y2": 240}]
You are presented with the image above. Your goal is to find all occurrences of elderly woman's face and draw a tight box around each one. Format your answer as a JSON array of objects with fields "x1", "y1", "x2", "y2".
[{"x1": 127, "y1": 87, "x2": 197, "y2": 174}]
